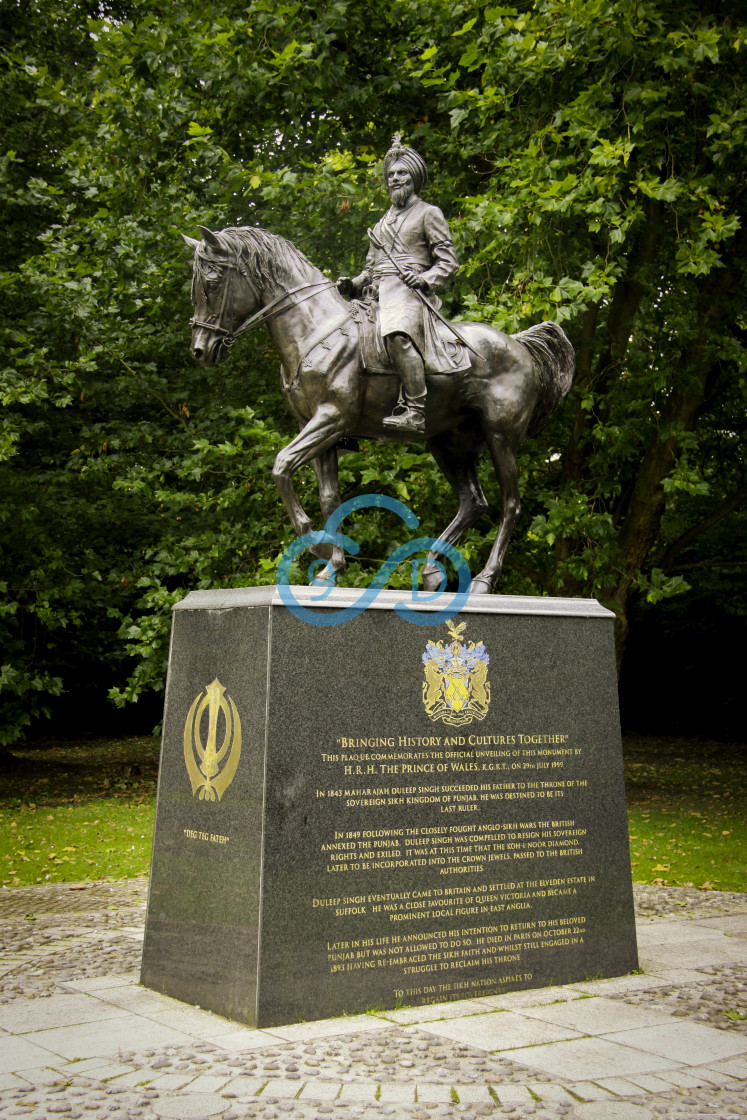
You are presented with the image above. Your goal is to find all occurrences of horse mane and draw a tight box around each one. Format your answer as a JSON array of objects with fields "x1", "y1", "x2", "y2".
[{"x1": 216, "y1": 226, "x2": 320, "y2": 287}]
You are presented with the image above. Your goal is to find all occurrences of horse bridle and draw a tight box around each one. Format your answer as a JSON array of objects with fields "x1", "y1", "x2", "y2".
[{"x1": 190, "y1": 249, "x2": 336, "y2": 350}]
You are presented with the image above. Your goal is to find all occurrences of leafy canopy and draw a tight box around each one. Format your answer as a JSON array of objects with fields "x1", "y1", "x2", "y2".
[{"x1": 1, "y1": 0, "x2": 744, "y2": 742}]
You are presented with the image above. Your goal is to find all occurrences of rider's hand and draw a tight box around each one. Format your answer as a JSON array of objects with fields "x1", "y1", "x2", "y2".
[
  {"x1": 401, "y1": 269, "x2": 428, "y2": 291},
  {"x1": 336, "y1": 276, "x2": 356, "y2": 297}
]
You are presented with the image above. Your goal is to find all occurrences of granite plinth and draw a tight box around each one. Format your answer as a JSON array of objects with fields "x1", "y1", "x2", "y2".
[{"x1": 141, "y1": 586, "x2": 637, "y2": 1028}]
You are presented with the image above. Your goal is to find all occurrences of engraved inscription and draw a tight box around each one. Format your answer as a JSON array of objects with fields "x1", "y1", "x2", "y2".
[
  {"x1": 323, "y1": 917, "x2": 587, "y2": 976},
  {"x1": 183, "y1": 828, "x2": 230, "y2": 845},
  {"x1": 319, "y1": 820, "x2": 586, "y2": 875},
  {"x1": 304, "y1": 722, "x2": 604, "y2": 1008}
]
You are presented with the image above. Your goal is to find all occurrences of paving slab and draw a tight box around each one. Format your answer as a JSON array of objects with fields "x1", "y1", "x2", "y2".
[
  {"x1": 650, "y1": 1067, "x2": 717, "y2": 1089},
  {"x1": 491, "y1": 1082, "x2": 533, "y2": 1103},
  {"x1": 527, "y1": 1082, "x2": 578, "y2": 1102},
  {"x1": 520, "y1": 996, "x2": 675, "y2": 1034},
  {"x1": 23, "y1": 1016, "x2": 194, "y2": 1060},
  {"x1": 572, "y1": 1081, "x2": 620, "y2": 1101},
  {"x1": 0, "y1": 1035, "x2": 63, "y2": 1074},
  {"x1": 54, "y1": 1057, "x2": 114, "y2": 1077},
  {"x1": 449, "y1": 1083, "x2": 493, "y2": 1103},
  {"x1": 635, "y1": 921, "x2": 733, "y2": 944},
  {"x1": 694, "y1": 914, "x2": 747, "y2": 935},
  {"x1": 480, "y1": 988, "x2": 585, "y2": 1010},
  {"x1": 624, "y1": 1072, "x2": 678, "y2": 1092},
  {"x1": 68, "y1": 1060, "x2": 136, "y2": 1082},
  {"x1": 152, "y1": 1094, "x2": 230, "y2": 1117},
  {"x1": 89, "y1": 984, "x2": 185, "y2": 1015},
  {"x1": 337, "y1": 1080, "x2": 379, "y2": 1101},
  {"x1": 267, "y1": 1015, "x2": 390, "y2": 1042},
  {"x1": 63, "y1": 974, "x2": 137, "y2": 993},
  {"x1": 639, "y1": 939, "x2": 744, "y2": 971},
  {"x1": 380, "y1": 998, "x2": 488, "y2": 1024},
  {"x1": 377, "y1": 1081, "x2": 416, "y2": 1102},
  {"x1": 503, "y1": 1036, "x2": 680, "y2": 1081},
  {"x1": 142, "y1": 1005, "x2": 250, "y2": 1038},
  {"x1": 0, "y1": 957, "x2": 33, "y2": 978},
  {"x1": 0, "y1": 993, "x2": 131, "y2": 1034},
  {"x1": 608, "y1": 1020, "x2": 747, "y2": 1065},
  {"x1": 0, "y1": 1072, "x2": 29, "y2": 1091},
  {"x1": 567, "y1": 969, "x2": 708, "y2": 995},
  {"x1": 259, "y1": 1078, "x2": 303, "y2": 1098},
  {"x1": 413, "y1": 1008, "x2": 584, "y2": 1050},
  {"x1": 207, "y1": 1031, "x2": 281, "y2": 1051},
  {"x1": 146, "y1": 1071, "x2": 197, "y2": 1091},
  {"x1": 593, "y1": 1077, "x2": 647, "y2": 1096},
  {"x1": 698, "y1": 1054, "x2": 747, "y2": 1079},
  {"x1": 415, "y1": 1082, "x2": 455, "y2": 1103},
  {"x1": 220, "y1": 1075, "x2": 266, "y2": 1095},
  {"x1": 573, "y1": 1104, "x2": 656, "y2": 1120},
  {"x1": 297, "y1": 1079, "x2": 341, "y2": 1100},
  {"x1": 103, "y1": 1068, "x2": 158, "y2": 1089},
  {"x1": 185, "y1": 1073, "x2": 232, "y2": 1093}
]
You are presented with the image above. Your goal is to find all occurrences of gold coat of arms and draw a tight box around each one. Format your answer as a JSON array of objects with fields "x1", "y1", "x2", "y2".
[{"x1": 422, "y1": 619, "x2": 491, "y2": 726}]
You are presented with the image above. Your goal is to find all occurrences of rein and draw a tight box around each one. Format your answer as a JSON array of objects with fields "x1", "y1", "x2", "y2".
[{"x1": 190, "y1": 251, "x2": 336, "y2": 349}]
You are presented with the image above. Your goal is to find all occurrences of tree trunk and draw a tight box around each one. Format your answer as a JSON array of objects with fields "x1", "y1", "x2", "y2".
[{"x1": 607, "y1": 220, "x2": 744, "y2": 671}]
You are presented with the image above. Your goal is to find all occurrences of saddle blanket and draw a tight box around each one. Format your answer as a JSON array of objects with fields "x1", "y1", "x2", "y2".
[{"x1": 350, "y1": 299, "x2": 471, "y2": 376}]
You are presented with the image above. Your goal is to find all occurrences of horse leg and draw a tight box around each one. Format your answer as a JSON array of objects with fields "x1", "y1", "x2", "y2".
[
  {"x1": 471, "y1": 431, "x2": 521, "y2": 594},
  {"x1": 311, "y1": 447, "x2": 347, "y2": 582},
  {"x1": 421, "y1": 432, "x2": 489, "y2": 592},
  {"x1": 272, "y1": 404, "x2": 347, "y2": 561}
]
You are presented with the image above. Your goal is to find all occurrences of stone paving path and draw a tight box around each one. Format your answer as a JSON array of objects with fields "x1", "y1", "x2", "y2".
[{"x1": 1, "y1": 880, "x2": 746, "y2": 1120}]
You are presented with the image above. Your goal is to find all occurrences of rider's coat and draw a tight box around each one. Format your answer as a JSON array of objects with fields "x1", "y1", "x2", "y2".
[{"x1": 355, "y1": 197, "x2": 461, "y2": 373}]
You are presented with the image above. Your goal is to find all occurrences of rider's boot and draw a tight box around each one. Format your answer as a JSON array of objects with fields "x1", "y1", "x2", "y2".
[{"x1": 383, "y1": 335, "x2": 426, "y2": 435}]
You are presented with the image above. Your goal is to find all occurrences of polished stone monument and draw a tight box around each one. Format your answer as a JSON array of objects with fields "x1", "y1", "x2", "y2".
[{"x1": 140, "y1": 587, "x2": 638, "y2": 1028}]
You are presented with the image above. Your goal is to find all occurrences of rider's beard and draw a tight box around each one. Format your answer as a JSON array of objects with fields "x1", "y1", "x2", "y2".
[{"x1": 390, "y1": 185, "x2": 413, "y2": 209}]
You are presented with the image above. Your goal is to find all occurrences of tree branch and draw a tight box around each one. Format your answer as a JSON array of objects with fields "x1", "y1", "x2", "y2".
[
  {"x1": 116, "y1": 357, "x2": 190, "y2": 434},
  {"x1": 660, "y1": 485, "x2": 747, "y2": 572}
]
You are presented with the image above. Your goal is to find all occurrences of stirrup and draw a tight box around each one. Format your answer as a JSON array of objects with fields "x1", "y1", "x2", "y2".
[{"x1": 383, "y1": 407, "x2": 425, "y2": 434}]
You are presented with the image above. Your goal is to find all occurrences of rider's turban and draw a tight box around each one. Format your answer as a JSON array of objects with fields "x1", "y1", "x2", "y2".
[{"x1": 383, "y1": 132, "x2": 428, "y2": 194}]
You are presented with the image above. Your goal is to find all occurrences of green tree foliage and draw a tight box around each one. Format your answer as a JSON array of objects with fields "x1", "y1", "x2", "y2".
[{"x1": 1, "y1": 0, "x2": 744, "y2": 743}]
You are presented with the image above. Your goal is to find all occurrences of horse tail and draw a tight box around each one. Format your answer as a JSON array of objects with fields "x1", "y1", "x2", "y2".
[{"x1": 512, "y1": 321, "x2": 575, "y2": 436}]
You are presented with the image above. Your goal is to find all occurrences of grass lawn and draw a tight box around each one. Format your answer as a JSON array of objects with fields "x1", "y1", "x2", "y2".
[
  {"x1": 0, "y1": 734, "x2": 744, "y2": 891},
  {"x1": 0, "y1": 737, "x2": 159, "y2": 887},
  {"x1": 624, "y1": 735, "x2": 746, "y2": 892}
]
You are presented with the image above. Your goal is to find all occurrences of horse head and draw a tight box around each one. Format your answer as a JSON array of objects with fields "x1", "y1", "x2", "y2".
[{"x1": 182, "y1": 225, "x2": 261, "y2": 367}]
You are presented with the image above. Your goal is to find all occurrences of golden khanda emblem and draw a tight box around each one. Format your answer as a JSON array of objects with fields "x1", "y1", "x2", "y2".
[
  {"x1": 422, "y1": 619, "x2": 491, "y2": 727},
  {"x1": 183, "y1": 678, "x2": 242, "y2": 801}
]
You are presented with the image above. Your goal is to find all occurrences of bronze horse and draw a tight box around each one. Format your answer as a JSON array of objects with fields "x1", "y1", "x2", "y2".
[{"x1": 183, "y1": 225, "x2": 575, "y2": 593}]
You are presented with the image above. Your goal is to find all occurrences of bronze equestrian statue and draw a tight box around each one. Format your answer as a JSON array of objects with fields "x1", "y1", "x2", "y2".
[{"x1": 183, "y1": 139, "x2": 574, "y2": 594}]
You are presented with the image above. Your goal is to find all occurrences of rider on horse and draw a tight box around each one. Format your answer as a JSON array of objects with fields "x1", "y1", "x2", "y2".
[{"x1": 337, "y1": 135, "x2": 459, "y2": 435}]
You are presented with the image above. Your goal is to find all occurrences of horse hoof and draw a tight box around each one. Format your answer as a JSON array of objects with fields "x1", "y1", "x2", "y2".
[
  {"x1": 470, "y1": 576, "x2": 492, "y2": 595},
  {"x1": 308, "y1": 564, "x2": 342, "y2": 593},
  {"x1": 421, "y1": 567, "x2": 444, "y2": 593}
]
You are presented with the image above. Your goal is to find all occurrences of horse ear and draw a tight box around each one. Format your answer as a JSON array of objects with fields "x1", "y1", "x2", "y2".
[
  {"x1": 197, "y1": 224, "x2": 224, "y2": 252},
  {"x1": 181, "y1": 233, "x2": 200, "y2": 250}
]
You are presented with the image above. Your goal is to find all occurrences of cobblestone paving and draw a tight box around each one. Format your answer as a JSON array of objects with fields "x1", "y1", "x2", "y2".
[
  {"x1": 1, "y1": 879, "x2": 746, "y2": 1120},
  {"x1": 611, "y1": 963, "x2": 747, "y2": 1036},
  {"x1": 0, "y1": 881, "x2": 146, "y2": 1001},
  {"x1": 633, "y1": 884, "x2": 747, "y2": 919}
]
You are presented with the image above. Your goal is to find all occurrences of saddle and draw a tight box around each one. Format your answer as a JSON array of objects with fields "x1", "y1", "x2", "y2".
[
  {"x1": 348, "y1": 299, "x2": 471, "y2": 376},
  {"x1": 298, "y1": 300, "x2": 471, "y2": 380}
]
